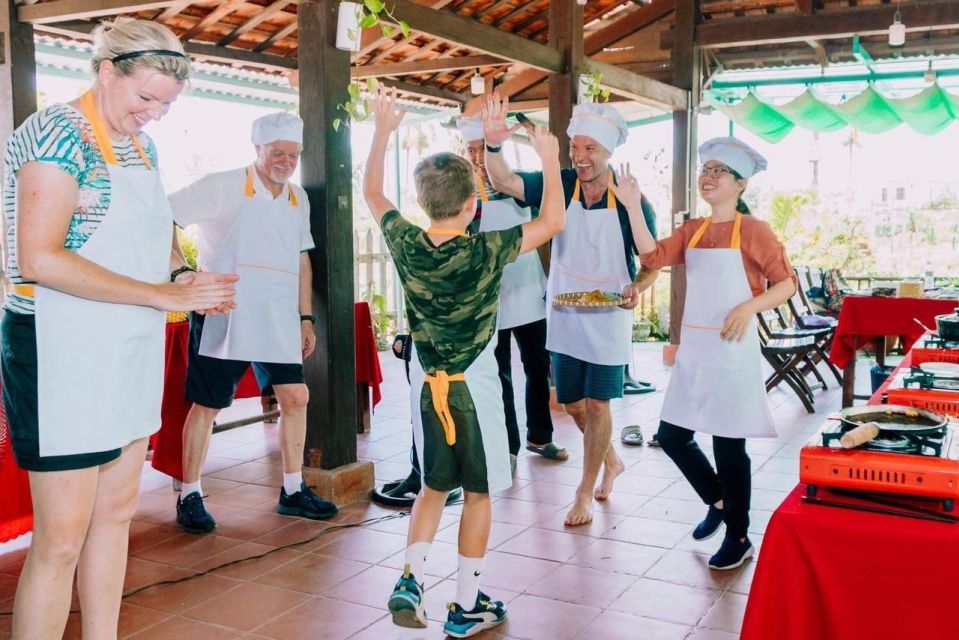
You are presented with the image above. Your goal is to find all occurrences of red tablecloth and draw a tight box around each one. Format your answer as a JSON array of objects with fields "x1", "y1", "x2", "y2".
[
  {"x1": 150, "y1": 302, "x2": 383, "y2": 479},
  {"x1": 0, "y1": 380, "x2": 32, "y2": 543},
  {"x1": 828, "y1": 296, "x2": 956, "y2": 368},
  {"x1": 741, "y1": 348, "x2": 958, "y2": 640}
]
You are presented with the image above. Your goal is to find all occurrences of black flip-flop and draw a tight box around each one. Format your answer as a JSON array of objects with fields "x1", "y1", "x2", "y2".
[
  {"x1": 621, "y1": 425, "x2": 644, "y2": 446},
  {"x1": 623, "y1": 379, "x2": 656, "y2": 395},
  {"x1": 371, "y1": 472, "x2": 462, "y2": 507}
]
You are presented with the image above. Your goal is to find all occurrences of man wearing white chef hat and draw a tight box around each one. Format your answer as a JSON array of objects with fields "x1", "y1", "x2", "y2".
[
  {"x1": 168, "y1": 112, "x2": 338, "y2": 534},
  {"x1": 483, "y1": 97, "x2": 660, "y2": 526},
  {"x1": 455, "y1": 115, "x2": 566, "y2": 474}
]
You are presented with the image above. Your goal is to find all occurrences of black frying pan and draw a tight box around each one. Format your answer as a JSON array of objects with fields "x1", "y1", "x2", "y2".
[{"x1": 835, "y1": 404, "x2": 947, "y2": 435}]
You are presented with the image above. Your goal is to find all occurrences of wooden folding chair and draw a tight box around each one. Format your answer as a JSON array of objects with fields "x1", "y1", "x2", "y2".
[{"x1": 756, "y1": 317, "x2": 818, "y2": 414}]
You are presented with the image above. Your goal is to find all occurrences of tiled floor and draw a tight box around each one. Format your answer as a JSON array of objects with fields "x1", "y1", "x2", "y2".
[{"x1": 0, "y1": 343, "x2": 859, "y2": 639}]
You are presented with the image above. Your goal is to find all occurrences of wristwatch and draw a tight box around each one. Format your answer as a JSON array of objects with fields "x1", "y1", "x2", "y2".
[
  {"x1": 300, "y1": 314, "x2": 316, "y2": 323},
  {"x1": 170, "y1": 266, "x2": 197, "y2": 282},
  {"x1": 485, "y1": 143, "x2": 502, "y2": 153}
]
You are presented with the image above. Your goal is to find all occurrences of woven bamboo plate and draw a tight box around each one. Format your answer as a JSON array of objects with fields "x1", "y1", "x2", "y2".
[{"x1": 553, "y1": 291, "x2": 625, "y2": 308}]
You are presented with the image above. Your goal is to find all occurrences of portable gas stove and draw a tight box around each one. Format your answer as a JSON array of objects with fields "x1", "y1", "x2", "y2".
[{"x1": 800, "y1": 420, "x2": 959, "y2": 511}]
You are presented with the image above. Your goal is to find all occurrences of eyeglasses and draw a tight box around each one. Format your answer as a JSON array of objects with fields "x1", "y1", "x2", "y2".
[{"x1": 699, "y1": 165, "x2": 734, "y2": 178}]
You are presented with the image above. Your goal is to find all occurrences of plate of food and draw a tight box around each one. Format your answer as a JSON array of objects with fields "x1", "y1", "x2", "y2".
[
  {"x1": 919, "y1": 361, "x2": 959, "y2": 378},
  {"x1": 553, "y1": 290, "x2": 625, "y2": 308}
]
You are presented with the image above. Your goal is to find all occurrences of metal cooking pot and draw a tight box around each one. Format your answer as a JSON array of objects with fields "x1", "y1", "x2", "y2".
[
  {"x1": 935, "y1": 308, "x2": 959, "y2": 341},
  {"x1": 836, "y1": 404, "x2": 947, "y2": 435}
]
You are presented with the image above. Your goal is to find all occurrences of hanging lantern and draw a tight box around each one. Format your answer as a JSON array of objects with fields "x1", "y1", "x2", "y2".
[
  {"x1": 336, "y1": 1, "x2": 364, "y2": 52},
  {"x1": 888, "y1": 10, "x2": 906, "y2": 47}
]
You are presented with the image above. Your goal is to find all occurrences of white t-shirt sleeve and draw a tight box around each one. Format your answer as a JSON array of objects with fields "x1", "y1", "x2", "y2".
[
  {"x1": 298, "y1": 187, "x2": 315, "y2": 252},
  {"x1": 168, "y1": 173, "x2": 226, "y2": 227}
]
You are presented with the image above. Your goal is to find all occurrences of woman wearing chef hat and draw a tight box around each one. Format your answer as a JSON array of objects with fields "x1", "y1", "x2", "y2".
[{"x1": 620, "y1": 137, "x2": 797, "y2": 570}]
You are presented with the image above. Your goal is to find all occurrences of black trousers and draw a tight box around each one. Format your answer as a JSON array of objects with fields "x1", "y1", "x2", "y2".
[
  {"x1": 494, "y1": 318, "x2": 553, "y2": 454},
  {"x1": 656, "y1": 420, "x2": 751, "y2": 540}
]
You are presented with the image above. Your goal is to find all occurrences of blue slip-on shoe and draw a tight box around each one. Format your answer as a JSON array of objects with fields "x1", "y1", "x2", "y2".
[
  {"x1": 443, "y1": 590, "x2": 507, "y2": 638},
  {"x1": 708, "y1": 536, "x2": 754, "y2": 571},
  {"x1": 277, "y1": 482, "x2": 338, "y2": 520},
  {"x1": 388, "y1": 569, "x2": 427, "y2": 628},
  {"x1": 176, "y1": 491, "x2": 217, "y2": 534},
  {"x1": 692, "y1": 505, "x2": 725, "y2": 541}
]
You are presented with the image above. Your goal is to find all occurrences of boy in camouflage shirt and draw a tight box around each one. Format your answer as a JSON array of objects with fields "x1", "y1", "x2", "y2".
[{"x1": 364, "y1": 87, "x2": 565, "y2": 638}]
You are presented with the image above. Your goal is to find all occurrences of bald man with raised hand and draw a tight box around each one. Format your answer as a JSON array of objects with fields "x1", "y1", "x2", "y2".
[{"x1": 483, "y1": 97, "x2": 660, "y2": 526}]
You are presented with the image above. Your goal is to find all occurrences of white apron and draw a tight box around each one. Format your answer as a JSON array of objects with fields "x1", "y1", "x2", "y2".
[
  {"x1": 660, "y1": 214, "x2": 777, "y2": 438},
  {"x1": 475, "y1": 175, "x2": 546, "y2": 330},
  {"x1": 408, "y1": 335, "x2": 512, "y2": 494},
  {"x1": 546, "y1": 176, "x2": 632, "y2": 366},
  {"x1": 198, "y1": 166, "x2": 302, "y2": 364},
  {"x1": 33, "y1": 91, "x2": 171, "y2": 456}
]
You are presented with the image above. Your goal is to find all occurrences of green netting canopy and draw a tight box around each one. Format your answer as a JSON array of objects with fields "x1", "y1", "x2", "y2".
[{"x1": 704, "y1": 85, "x2": 959, "y2": 143}]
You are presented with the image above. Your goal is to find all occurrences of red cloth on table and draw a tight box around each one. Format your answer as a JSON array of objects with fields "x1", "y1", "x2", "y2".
[
  {"x1": 828, "y1": 296, "x2": 957, "y2": 368},
  {"x1": 0, "y1": 378, "x2": 32, "y2": 542},
  {"x1": 149, "y1": 321, "x2": 262, "y2": 480},
  {"x1": 741, "y1": 346, "x2": 957, "y2": 640},
  {"x1": 354, "y1": 301, "x2": 383, "y2": 406}
]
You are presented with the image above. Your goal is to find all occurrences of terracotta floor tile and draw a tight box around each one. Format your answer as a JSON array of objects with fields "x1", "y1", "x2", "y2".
[
  {"x1": 213, "y1": 509, "x2": 292, "y2": 541},
  {"x1": 631, "y1": 496, "x2": 710, "y2": 525},
  {"x1": 188, "y1": 542, "x2": 304, "y2": 580},
  {"x1": 0, "y1": 547, "x2": 28, "y2": 576},
  {"x1": 566, "y1": 538, "x2": 665, "y2": 576},
  {"x1": 630, "y1": 458, "x2": 685, "y2": 480},
  {"x1": 526, "y1": 564, "x2": 638, "y2": 609},
  {"x1": 132, "y1": 532, "x2": 246, "y2": 567},
  {"x1": 124, "y1": 571, "x2": 242, "y2": 613},
  {"x1": 116, "y1": 602, "x2": 174, "y2": 638},
  {"x1": 253, "y1": 596, "x2": 383, "y2": 640},
  {"x1": 572, "y1": 610, "x2": 690, "y2": 640},
  {"x1": 321, "y1": 564, "x2": 407, "y2": 609},
  {"x1": 532, "y1": 504, "x2": 628, "y2": 538},
  {"x1": 250, "y1": 519, "x2": 336, "y2": 551},
  {"x1": 647, "y1": 550, "x2": 745, "y2": 591},
  {"x1": 607, "y1": 474, "x2": 676, "y2": 497},
  {"x1": 313, "y1": 528, "x2": 408, "y2": 565},
  {"x1": 205, "y1": 484, "x2": 281, "y2": 510},
  {"x1": 379, "y1": 539, "x2": 459, "y2": 579},
  {"x1": 494, "y1": 594, "x2": 601, "y2": 640},
  {"x1": 727, "y1": 557, "x2": 758, "y2": 595},
  {"x1": 435, "y1": 520, "x2": 527, "y2": 550},
  {"x1": 0, "y1": 574, "x2": 18, "y2": 601},
  {"x1": 128, "y1": 521, "x2": 183, "y2": 555},
  {"x1": 685, "y1": 628, "x2": 740, "y2": 640},
  {"x1": 126, "y1": 615, "x2": 240, "y2": 639},
  {"x1": 494, "y1": 527, "x2": 594, "y2": 563},
  {"x1": 750, "y1": 487, "x2": 790, "y2": 511},
  {"x1": 608, "y1": 578, "x2": 720, "y2": 626},
  {"x1": 490, "y1": 498, "x2": 565, "y2": 526},
  {"x1": 344, "y1": 614, "x2": 434, "y2": 640},
  {"x1": 698, "y1": 591, "x2": 749, "y2": 634},
  {"x1": 602, "y1": 516, "x2": 693, "y2": 548},
  {"x1": 123, "y1": 557, "x2": 180, "y2": 591},
  {"x1": 478, "y1": 551, "x2": 560, "y2": 592},
  {"x1": 182, "y1": 581, "x2": 310, "y2": 631},
  {"x1": 256, "y1": 554, "x2": 370, "y2": 594}
]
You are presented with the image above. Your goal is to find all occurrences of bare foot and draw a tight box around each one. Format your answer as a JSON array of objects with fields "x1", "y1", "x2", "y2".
[
  {"x1": 594, "y1": 457, "x2": 625, "y2": 501},
  {"x1": 564, "y1": 492, "x2": 594, "y2": 526}
]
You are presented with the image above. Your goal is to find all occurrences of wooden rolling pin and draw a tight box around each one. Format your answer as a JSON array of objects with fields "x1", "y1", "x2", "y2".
[{"x1": 840, "y1": 422, "x2": 881, "y2": 449}]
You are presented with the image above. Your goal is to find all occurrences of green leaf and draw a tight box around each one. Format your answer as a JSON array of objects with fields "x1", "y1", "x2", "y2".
[
  {"x1": 366, "y1": 77, "x2": 379, "y2": 91},
  {"x1": 380, "y1": 24, "x2": 394, "y2": 37},
  {"x1": 348, "y1": 83, "x2": 361, "y2": 99},
  {"x1": 399, "y1": 20, "x2": 410, "y2": 38},
  {"x1": 365, "y1": 0, "x2": 385, "y2": 13},
  {"x1": 332, "y1": 118, "x2": 342, "y2": 131},
  {"x1": 358, "y1": 13, "x2": 377, "y2": 28}
]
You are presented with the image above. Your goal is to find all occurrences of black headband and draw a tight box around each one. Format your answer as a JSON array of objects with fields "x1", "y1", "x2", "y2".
[{"x1": 111, "y1": 49, "x2": 189, "y2": 63}]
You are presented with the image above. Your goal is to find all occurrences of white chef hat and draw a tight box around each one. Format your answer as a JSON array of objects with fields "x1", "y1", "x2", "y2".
[
  {"x1": 566, "y1": 103, "x2": 628, "y2": 153},
  {"x1": 455, "y1": 115, "x2": 484, "y2": 143},
  {"x1": 251, "y1": 112, "x2": 303, "y2": 145},
  {"x1": 698, "y1": 137, "x2": 767, "y2": 178}
]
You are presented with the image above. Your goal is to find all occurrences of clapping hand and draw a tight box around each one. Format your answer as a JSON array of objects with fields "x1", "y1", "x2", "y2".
[
  {"x1": 371, "y1": 85, "x2": 406, "y2": 135},
  {"x1": 481, "y1": 94, "x2": 520, "y2": 147}
]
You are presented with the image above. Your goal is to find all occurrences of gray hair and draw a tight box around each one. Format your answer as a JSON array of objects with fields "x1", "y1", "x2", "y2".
[{"x1": 91, "y1": 17, "x2": 191, "y2": 82}]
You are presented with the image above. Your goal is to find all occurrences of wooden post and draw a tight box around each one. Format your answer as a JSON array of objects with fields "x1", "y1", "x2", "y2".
[
  {"x1": 297, "y1": 0, "x2": 359, "y2": 472},
  {"x1": 667, "y1": 0, "x2": 700, "y2": 354},
  {"x1": 0, "y1": 0, "x2": 36, "y2": 171},
  {"x1": 547, "y1": 0, "x2": 582, "y2": 164}
]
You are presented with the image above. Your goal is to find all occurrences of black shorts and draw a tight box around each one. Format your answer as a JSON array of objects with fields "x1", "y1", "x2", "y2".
[
  {"x1": 185, "y1": 312, "x2": 304, "y2": 409},
  {"x1": 1, "y1": 311, "x2": 121, "y2": 471}
]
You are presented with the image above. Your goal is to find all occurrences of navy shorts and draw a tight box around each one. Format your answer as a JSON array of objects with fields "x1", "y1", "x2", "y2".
[
  {"x1": 185, "y1": 313, "x2": 304, "y2": 409},
  {"x1": 1, "y1": 311, "x2": 121, "y2": 471},
  {"x1": 551, "y1": 352, "x2": 624, "y2": 404}
]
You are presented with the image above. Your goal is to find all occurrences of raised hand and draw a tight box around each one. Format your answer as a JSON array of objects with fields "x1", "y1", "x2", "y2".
[
  {"x1": 481, "y1": 94, "x2": 520, "y2": 147},
  {"x1": 528, "y1": 125, "x2": 559, "y2": 161},
  {"x1": 370, "y1": 85, "x2": 406, "y2": 134},
  {"x1": 615, "y1": 163, "x2": 643, "y2": 213}
]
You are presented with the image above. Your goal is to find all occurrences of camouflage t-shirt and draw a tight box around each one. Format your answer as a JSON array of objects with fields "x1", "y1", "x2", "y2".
[{"x1": 381, "y1": 210, "x2": 522, "y2": 375}]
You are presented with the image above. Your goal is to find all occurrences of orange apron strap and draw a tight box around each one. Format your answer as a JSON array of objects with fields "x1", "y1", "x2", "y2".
[
  {"x1": 426, "y1": 227, "x2": 470, "y2": 238},
  {"x1": 687, "y1": 217, "x2": 712, "y2": 249},
  {"x1": 572, "y1": 171, "x2": 616, "y2": 208},
  {"x1": 79, "y1": 91, "x2": 151, "y2": 168},
  {"x1": 246, "y1": 165, "x2": 298, "y2": 205},
  {"x1": 474, "y1": 172, "x2": 489, "y2": 203},
  {"x1": 730, "y1": 212, "x2": 743, "y2": 249},
  {"x1": 425, "y1": 371, "x2": 467, "y2": 445}
]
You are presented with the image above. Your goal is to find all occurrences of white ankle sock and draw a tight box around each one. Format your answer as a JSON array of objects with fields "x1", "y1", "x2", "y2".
[
  {"x1": 404, "y1": 541, "x2": 431, "y2": 582},
  {"x1": 283, "y1": 472, "x2": 302, "y2": 495},
  {"x1": 455, "y1": 555, "x2": 484, "y2": 608},
  {"x1": 181, "y1": 480, "x2": 202, "y2": 497}
]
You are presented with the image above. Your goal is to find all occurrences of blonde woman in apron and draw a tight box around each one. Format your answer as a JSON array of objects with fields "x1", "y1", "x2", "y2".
[
  {"x1": 0, "y1": 19, "x2": 236, "y2": 638},
  {"x1": 621, "y1": 137, "x2": 797, "y2": 571}
]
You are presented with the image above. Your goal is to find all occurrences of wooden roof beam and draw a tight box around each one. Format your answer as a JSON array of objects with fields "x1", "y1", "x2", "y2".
[
  {"x1": 379, "y1": 78, "x2": 467, "y2": 105},
  {"x1": 179, "y1": 0, "x2": 246, "y2": 42},
  {"x1": 217, "y1": 0, "x2": 294, "y2": 47},
  {"x1": 19, "y1": 0, "x2": 181, "y2": 24},
  {"x1": 352, "y1": 54, "x2": 508, "y2": 78},
  {"x1": 697, "y1": 0, "x2": 959, "y2": 49},
  {"x1": 581, "y1": 58, "x2": 687, "y2": 111},
  {"x1": 386, "y1": 0, "x2": 563, "y2": 72}
]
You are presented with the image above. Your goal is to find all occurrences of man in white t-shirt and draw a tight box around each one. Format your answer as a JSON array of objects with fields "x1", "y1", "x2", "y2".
[{"x1": 168, "y1": 112, "x2": 337, "y2": 534}]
